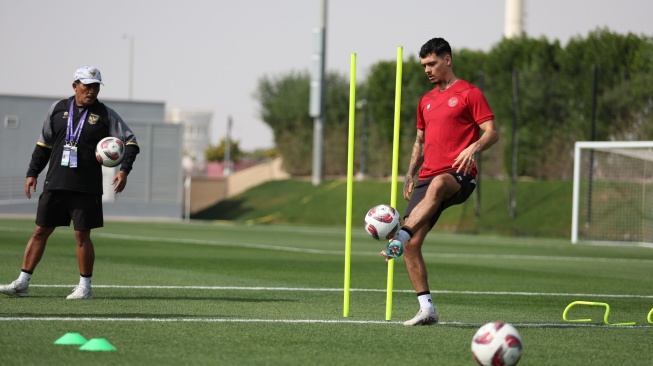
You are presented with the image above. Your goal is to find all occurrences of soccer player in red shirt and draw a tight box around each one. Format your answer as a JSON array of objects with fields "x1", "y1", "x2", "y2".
[{"x1": 380, "y1": 38, "x2": 499, "y2": 325}]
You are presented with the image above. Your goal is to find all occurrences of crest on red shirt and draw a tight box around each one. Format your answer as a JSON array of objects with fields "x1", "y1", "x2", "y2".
[{"x1": 448, "y1": 97, "x2": 458, "y2": 107}]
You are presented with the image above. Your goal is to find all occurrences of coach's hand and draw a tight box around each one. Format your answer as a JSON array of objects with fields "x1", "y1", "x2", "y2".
[
  {"x1": 24, "y1": 177, "x2": 37, "y2": 199},
  {"x1": 112, "y1": 170, "x2": 128, "y2": 193}
]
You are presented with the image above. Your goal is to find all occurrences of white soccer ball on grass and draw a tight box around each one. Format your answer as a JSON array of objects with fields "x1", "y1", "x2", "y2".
[{"x1": 471, "y1": 321, "x2": 523, "y2": 366}]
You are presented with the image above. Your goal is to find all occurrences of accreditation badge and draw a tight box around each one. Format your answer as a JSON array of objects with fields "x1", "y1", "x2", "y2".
[
  {"x1": 69, "y1": 146, "x2": 78, "y2": 168},
  {"x1": 61, "y1": 145, "x2": 71, "y2": 166}
]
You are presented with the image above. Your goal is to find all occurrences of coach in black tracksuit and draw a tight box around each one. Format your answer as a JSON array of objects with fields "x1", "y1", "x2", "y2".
[{"x1": 0, "y1": 66, "x2": 139, "y2": 300}]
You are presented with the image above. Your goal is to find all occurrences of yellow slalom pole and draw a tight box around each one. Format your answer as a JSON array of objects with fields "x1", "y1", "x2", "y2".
[
  {"x1": 386, "y1": 46, "x2": 403, "y2": 321},
  {"x1": 343, "y1": 53, "x2": 357, "y2": 317}
]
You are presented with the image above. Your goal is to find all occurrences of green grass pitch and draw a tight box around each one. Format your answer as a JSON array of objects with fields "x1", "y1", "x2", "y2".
[{"x1": 0, "y1": 218, "x2": 651, "y2": 365}]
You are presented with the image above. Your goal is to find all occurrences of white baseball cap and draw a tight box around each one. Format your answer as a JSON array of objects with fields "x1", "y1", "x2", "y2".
[{"x1": 74, "y1": 66, "x2": 104, "y2": 85}]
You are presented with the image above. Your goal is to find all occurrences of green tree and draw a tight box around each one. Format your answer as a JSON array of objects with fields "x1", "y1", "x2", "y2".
[
  {"x1": 630, "y1": 36, "x2": 653, "y2": 138},
  {"x1": 255, "y1": 71, "x2": 350, "y2": 176},
  {"x1": 255, "y1": 71, "x2": 312, "y2": 174},
  {"x1": 560, "y1": 29, "x2": 652, "y2": 142},
  {"x1": 205, "y1": 138, "x2": 242, "y2": 163},
  {"x1": 362, "y1": 56, "x2": 432, "y2": 177},
  {"x1": 254, "y1": 30, "x2": 653, "y2": 179}
]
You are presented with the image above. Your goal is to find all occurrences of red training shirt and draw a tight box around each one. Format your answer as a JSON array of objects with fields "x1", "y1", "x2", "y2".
[{"x1": 416, "y1": 79, "x2": 494, "y2": 180}]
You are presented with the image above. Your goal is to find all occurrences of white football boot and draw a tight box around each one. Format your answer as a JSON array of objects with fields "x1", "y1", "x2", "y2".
[
  {"x1": 403, "y1": 308, "x2": 440, "y2": 326},
  {"x1": 0, "y1": 280, "x2": 29, "y2": 297},
  {"x1": 66, "y1": 285, "x2": 93, "y2": 300}
]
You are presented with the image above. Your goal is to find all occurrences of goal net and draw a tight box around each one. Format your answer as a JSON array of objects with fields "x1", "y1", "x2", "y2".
[{"x1": 572, "y1": 141, "x2": 653, "y2": 248}]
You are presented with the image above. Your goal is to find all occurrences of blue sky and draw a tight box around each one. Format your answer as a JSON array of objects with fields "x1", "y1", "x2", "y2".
[{"x1": 1, "y1": 0, "x2": 651, "y2": 150}]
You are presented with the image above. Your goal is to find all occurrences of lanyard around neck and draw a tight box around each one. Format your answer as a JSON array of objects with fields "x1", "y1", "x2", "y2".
[{"x1": 66, "y1": 100, "x2": 88, "y2": 146}]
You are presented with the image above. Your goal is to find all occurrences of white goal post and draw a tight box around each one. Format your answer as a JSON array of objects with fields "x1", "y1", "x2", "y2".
[{"x1": 572, "y1": 141, "x2": 653, "y2": 248}]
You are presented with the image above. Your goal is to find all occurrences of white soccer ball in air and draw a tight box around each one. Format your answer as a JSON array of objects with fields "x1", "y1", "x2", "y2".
[
  {"x1": 96, "y1": 137, "x2": 125, "y2": 167},
  {"x1": 471, "y1": 322, "x2": 523, "y2": 366},
  {"x1": 364, "y1": 204, "x2": 401, "y2": 241}
]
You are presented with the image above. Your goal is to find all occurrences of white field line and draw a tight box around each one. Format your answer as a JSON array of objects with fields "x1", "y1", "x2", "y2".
[
  {"x1": 28, "y1": 284, "x2": 653, "y2": 299},
  {"x1": 3, "y1": 285, "x2": 652, "y2": 327},
  {"x1": 0, "y1": 317, "x2": 651, "y2": 328},
  {"x1": 1, "y1": 226, "x2": 651, "y2": 264}
]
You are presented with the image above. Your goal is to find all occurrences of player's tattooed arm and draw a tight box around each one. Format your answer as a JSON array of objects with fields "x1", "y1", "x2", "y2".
[
  {"x1": 406, "y1": 130, "x2": 425, "y2": 179},
  {"x1": 403, "y1": 130, "x2": 425, "y2": 200}
]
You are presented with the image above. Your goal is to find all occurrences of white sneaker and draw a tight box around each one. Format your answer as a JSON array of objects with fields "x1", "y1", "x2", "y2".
[
  {"x1": 0, "y1": 280, "x2": 29, "y2": 297},
  {"x1": 66, "y1": 285, "x2": 93, "y2": 300},
  {"x1": 403, "y1": 308, "x2": 439, "y2": 326}
]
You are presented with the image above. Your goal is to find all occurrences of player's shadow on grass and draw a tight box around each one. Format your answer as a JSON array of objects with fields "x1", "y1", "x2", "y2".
[
  {"x1": 12, "y1": 313, "x2": 245, "y2": 319},
  {"x1": 3, "y1": 294, "x2": 298, "y2": 302},
  {"x1": 97, "y1": 296, "x2": 298, "y2": 302},
  {"x1": 191, "y1": 198, "x2": 252, "y2": 220}
]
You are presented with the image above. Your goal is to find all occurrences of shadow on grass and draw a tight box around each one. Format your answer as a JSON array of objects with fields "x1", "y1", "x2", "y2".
[
  {"x1": 191, "y1": 198, "x2": 251, "y2": 220},
  {"x1": 10, "y1": 313, "x2": 245, "y2": 319},
  {"x1": 96, "y1": 296, "x2": 298, "y2": 302},
  {"x1": 2, "y1": 295, "x2": 297, "y2": 303}
]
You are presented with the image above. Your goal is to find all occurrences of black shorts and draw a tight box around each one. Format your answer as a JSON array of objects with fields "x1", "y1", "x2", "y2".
[
  {"x1": 404, "y1": 170, "x2": 476, "y2": 229},
  {"x1": 35, "y1": 190, "x2": 103, "y2": 230}
]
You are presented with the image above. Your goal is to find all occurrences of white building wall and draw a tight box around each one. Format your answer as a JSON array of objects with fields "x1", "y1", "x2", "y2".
[{"x1": 165, "y1": 108, "x2": 213, "y2": 172}]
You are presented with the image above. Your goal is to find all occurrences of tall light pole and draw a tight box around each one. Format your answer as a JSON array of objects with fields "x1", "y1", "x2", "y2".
[
  {"x1": 224, "y1": 116, "x2": 233, "y2": 177},
  {"x1": 122, "y1": 34, "x2": 134, "y2": 100},
  {"x1": 309, "y1": 0, "x2": 327, "y2": 186}
]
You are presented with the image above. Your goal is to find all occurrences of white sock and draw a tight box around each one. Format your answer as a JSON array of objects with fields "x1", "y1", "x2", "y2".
[
  {"x1": 79, "y1": 276, "x2": 92, "y2": 288},
  {"x1": 418, "y1": 293, "x2": 435, "y2": 312},
  {"x1": 394, "y1": 229, "x2": 412, "y2": 245},
  {"x1": 18, "y1": 271, "x2": 31, "y2": 284}
]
